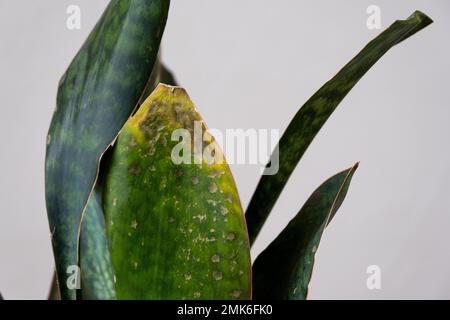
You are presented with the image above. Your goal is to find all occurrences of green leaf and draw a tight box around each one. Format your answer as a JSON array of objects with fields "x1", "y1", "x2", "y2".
[
  {"x1": 245, "y1": 11, "x2": 432, "y2": 245},
  {"x1": 79, "y1": 188, "x2": 116, "y2": 300},
  {"x1": 45, "y1": 0, "x2": 170, "y2": 299},
  {"x1": 103, "y1": 84, "x2": 251, "y2": 299},
  {"x1": 253, "y1": 163, "x2": 359, "y2": 300},
  {"x1": 77, "y1": 58, "x2": 176, "y2": 300}
]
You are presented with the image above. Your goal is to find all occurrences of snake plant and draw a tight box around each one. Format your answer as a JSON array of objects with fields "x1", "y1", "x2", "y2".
[{"x1": 15, "y1": 1, "x2": 431, "y2": 300}]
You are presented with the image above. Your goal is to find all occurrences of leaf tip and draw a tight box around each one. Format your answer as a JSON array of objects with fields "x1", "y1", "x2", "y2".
[{"x1": 410, "y1": 10, "x2": 433, "y2": 26}]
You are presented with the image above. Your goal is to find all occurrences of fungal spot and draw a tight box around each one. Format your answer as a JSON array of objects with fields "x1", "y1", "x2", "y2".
[
  {"x1": 239, "y1": 270, "x2": 244, "y2": 275},
  {"x1": 184, "y1": 273, "x2": 192, "y2": 281},
  {"x1": 220, "y1": 206, "x2": 229, "y2": 216},
  {"x1": 224, "y1": 194, "x2": 233, "y2": 203},
  {"x1": 148, "y1": 165, "x2": 156, "y2": 172},
  {"x1": 211, "y1": 254, "x2": 220, "y2": 263},
  {"x1": 168, "y1": 217, "x2": 175, "y2": 223},
  {"x1": 226, "y1": 233, "x2": 236, "y2": 241},
  {"x1": 129, "y1": 165, "x2": 141, "y2": 176},
  {"x1": 207, "y1": 200, "x2": 217, "y2": 207},
  {"x1": 128, "y1": 232, "x2": 132, "y2": 237},
  {"x1": 193, "y1": 292, "x2": 201, "y2": 298},
  {"x1": 293, "y1": 287, "x2": 298, "y2": 295},
  {"x1": 130, "y1": 220, "x2": 138, "y2": 229},
  {"x1": 208, "y1": 183, "x2": 218, "y2": 193},
  {"x1": 175, "y1": 168, "x2": 183, "y2": 178},
  {"x1": 46, "y1": 134, "x2": 51, "y2": 145},
  {"x1": 209, "y1": 228, "x2": 215, "y2": 233},
  {"x1": 231, "y1": 290, "x2": 241, "y2": 298},
  {"x1": 160, "y1": 136, "x2": 167, "y2": 146},
  {"x1": 206, "y1": 237, "x2": 216, "y2": 243},
  {"x1": 112, "y1": 198, "x2": 117, "y2": 207},
  {"x1": 128, "y1": 137, "x2": 137, "y2": 147},
  {"x1": 212, "y1": 271, "x2": 223, "y2": 281},
  {"x1": 141, "y1": 240, "x2": 145, "y2": 246},
  {"x1": 312, "y1": 245, "x2": 317, "y2": 253},
  {"x1": 209, "y1": 169, "x2": 224, "y2": 178},
  {"x1": 192, "y1": 176, "x2": 199, "y2": 185},
  {"x1": 193, "y1": 214, "x2": 207, "y2": 222},
  {"x1": 133, "y1": 262, "x2": 138, "y2": 269}
]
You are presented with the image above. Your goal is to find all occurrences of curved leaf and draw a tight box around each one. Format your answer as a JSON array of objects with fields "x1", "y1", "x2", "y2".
[
  {"x1": 253, "y1": 163, "x2": 358, "y2": 300},
  {"x1": 78, "y1": 59, "x2": 176, "y2": 300},
  {"x1": 79, "y1": 188, "x2": 116, "y2": 300},
  {"x1": 103, "y1": 84, "x2": 251, "y2": 299},
  {"x1": 47, "y1": 273, "x2": 60, "y2": 300},
  {"x1": 246, "y1": 11, "x2": 432, "y2": 244},
  {"x1": 45, "y1": 0, "x2": 170, "y2": 299}
]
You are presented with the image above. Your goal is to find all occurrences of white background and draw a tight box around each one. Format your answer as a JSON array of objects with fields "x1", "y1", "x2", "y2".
[{"x1": 0, "y1": 0, "x2": 449, "y2": 299}]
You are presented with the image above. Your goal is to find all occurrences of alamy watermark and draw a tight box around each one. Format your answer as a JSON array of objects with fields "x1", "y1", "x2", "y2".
[
  {"x1": 366, "y1": 5, "x2": 381, "y2": 30},
  {"x1": 66, "y1": 5, "x2": 81, "y2": 30},
  {"x1": 170, "y1": 121, "x2": 280, "y2": 175},
  {"x1": 366, "y1": 265, "x2": 381, "y2": 290},
  {"x1": 66, "y1": 265, "x2": 81, "y2": 290}
]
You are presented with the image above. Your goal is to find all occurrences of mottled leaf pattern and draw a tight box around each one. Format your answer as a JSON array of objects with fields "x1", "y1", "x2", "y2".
[
  {"x1": 246, "y1": 11, "x2": 432, "y2": 244},
  {"x1": 45, "y1": 0, "x2": 170, "y2": 299},
  {"x1": 103, "y1": 84, "x2": 251, "y2": 299},
  {"x1": 77, "y1": 59, "x2": 175, "y2": 300},
  {"x1": 253, "y1": 164, "x2": 358, "y2": 300}
]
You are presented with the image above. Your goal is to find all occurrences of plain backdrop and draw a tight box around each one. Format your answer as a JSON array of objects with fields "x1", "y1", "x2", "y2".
[{"x1": 0, "y1": 0, "x2": 449, "y2": 299}]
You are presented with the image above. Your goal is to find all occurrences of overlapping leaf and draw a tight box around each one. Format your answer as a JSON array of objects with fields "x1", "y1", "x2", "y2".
[
  {"x1": 45, "y1": 0, "x2": 170, "y2": 299},
  {"x1": 253, "y1": 163, "x2": 358, "y2": 299},
  {"x1": 245, "y1": 11, "x2": 433, "y2": 244},
  {"x1": 77, "y1": 61, "x2": 177, "y2": 300}
]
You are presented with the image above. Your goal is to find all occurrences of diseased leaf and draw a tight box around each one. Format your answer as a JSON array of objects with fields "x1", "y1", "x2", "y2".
[
  {"x1": 103, "y1": 84, "x2": 251, "y2": 299},
  {"x1": 45, "y1": 0, "x2": 170, "y2": 299},
  {"x1": 253, "y1": 163, "x2": 359, "y2": 300},
  {"x1": 78, "y1": 58, "x2": 175, "y2": 300},
  {"x1": 246, "y1": 11, "x2": 432, "y2": 244}
]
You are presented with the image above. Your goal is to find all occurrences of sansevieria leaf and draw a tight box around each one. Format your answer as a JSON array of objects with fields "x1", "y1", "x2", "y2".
[
  {"x1": 45, "y1": 0, "x2": 170, "y2": 299},
  {"x1": 78, "y1": 59, "x2": 176, "y2": 300},
  {"x1": 253, "y1": 163, "x2": 359, "y2": 300},
  {"x1": 246, "y1": 11, "x2": 432, "y2": 244},
  {"x1": 79, "y1": 188, "x2": 116, "y2": 300},
  {"x1": 102, "y1": 84, "x2": 251, "y2": 299}
]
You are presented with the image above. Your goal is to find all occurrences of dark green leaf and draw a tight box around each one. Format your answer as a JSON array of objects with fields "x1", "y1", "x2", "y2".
[
  {"x1": 246, "y1": 11, "x2": 432, "y2": 244},
  {"x1": 253, "y1": 163, "x2": 358, "y2": 300},
  {"x1": 45, "y1": 0, "x2": 170, "y2": 299},
  {"x1": 79, "y1": 188, "x2": 116, "y2": 300}
]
